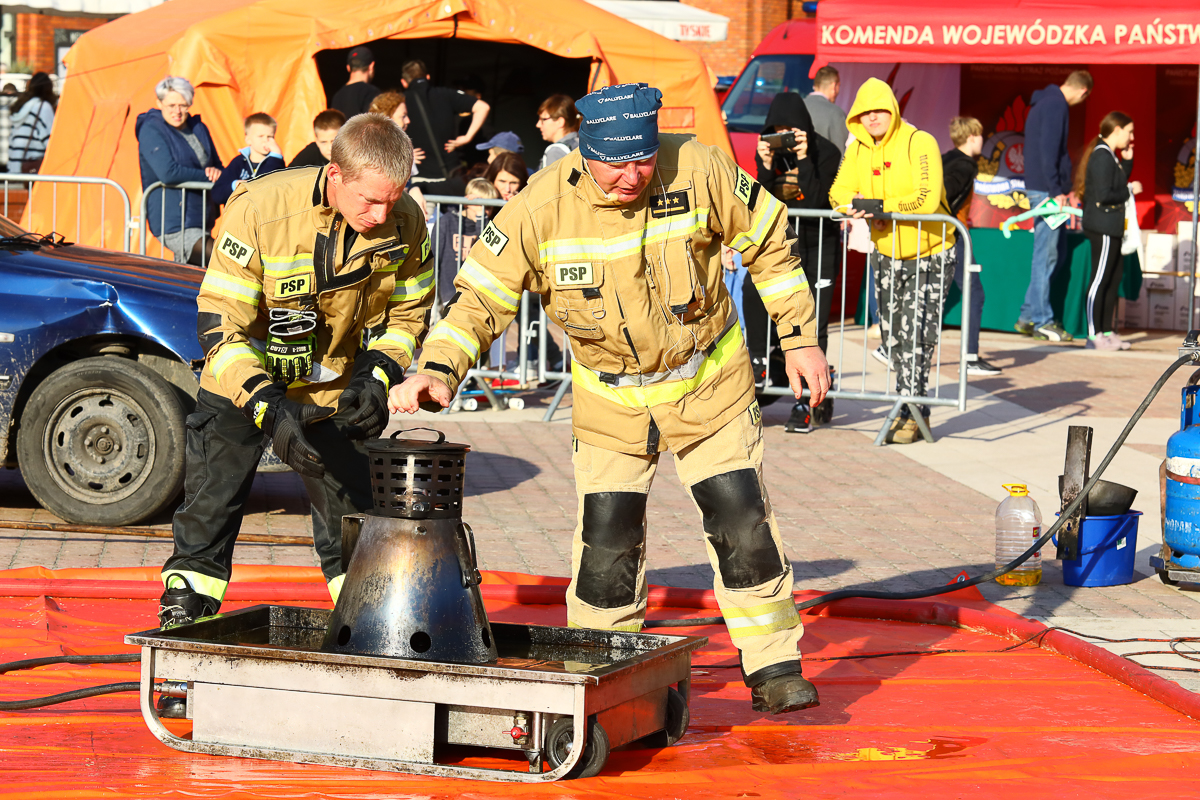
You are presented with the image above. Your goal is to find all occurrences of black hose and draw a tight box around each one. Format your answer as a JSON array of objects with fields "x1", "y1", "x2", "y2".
[
  {"x1": 0, "y1": 653, "x2": 142, "y2": 710},
  {"x1": 0, "y1": 682, "x2": 141, "y2": 711},
  {"x1": 646, "y1": 352, "x2": 1198, "y2": 629}
]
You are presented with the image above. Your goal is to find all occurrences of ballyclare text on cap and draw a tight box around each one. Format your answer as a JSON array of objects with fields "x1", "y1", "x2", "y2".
[{"x1": 576, "y1": 83, "x2": 662, "y2": 163}]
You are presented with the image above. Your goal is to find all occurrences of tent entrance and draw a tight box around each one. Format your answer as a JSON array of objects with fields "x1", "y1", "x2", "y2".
[{"x1": 317, "y1": 39, "x2": 593, "y2": 168}]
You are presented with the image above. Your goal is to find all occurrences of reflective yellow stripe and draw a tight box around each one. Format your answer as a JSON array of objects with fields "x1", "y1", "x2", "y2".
[
  {"x1": 162, "y1": 570, "x2": 229, "y2": 603},
  {"x1": 729, "y1": 194, "x2": 783, "y2": 252},
  {"x1": 209, "y1": 343, "x2": 263, "y2": 380},
  {"x1": 538, "y1": 208, "x2": 710, "y2": 265},
  {"x1": 757, "y1": 268, "x2": 809, "y2": 302},
  {"x1": 327, "y1": 574, "x2": 345, "y2": 604},
  {"x1": 389, "y1": 267, "x2": 434, "y2": 302},
  {"x1": 426, "y1": 320, "x2": 480, "y2": 360},
  {"x1": 201, "y1": 270, "x2": 262, "y2": 306},
  {"x1": 261, "y1": 254, "x2": 314, "y2": 278},
  {"x1": 376, "y1": 246, "x2": 409, "y2": 273},
  {"x1": 460, "y1": 258, "x2": 520, "y2": 311},
  {"x1": 568, "y1": 620, "x2": 643, "y2": 633},
  {"x1": 723, "y1": 598, "x2": 799, "y2": 639},
  {"x1": 367, "y1": 330, "x2": 417, "y2": 359},
  {"x1": 571, "y1": 323, "x2": 743, "y2": 408}
]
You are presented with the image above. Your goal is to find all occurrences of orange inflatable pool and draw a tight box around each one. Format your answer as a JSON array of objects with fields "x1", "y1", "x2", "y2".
[{"x1": 1, "y1": 565, "x2": 1198, "y2": 798}]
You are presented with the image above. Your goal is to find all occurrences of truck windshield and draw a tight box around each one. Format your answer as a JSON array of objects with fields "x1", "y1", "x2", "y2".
[{"x1": 721, "y1": 55, "x2": 815, "y2": 134}]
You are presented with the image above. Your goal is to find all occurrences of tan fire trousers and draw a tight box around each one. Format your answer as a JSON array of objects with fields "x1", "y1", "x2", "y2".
[{"x1": 566, "y1": 404, "x2": 803, "y2": 677}]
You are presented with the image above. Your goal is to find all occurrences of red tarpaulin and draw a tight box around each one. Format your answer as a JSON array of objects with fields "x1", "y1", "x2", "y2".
[{"x1": 815, "y1": 0, "x2": 1200, "y2": 64}]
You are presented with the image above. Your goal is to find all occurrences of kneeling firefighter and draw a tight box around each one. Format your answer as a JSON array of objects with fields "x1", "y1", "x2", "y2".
[
  {"x1": 158, "y1": 113, "x2": 434, "y2": 628},
  {"x1": 392, "y1": 84, "x2": 831, "y2": 714}
]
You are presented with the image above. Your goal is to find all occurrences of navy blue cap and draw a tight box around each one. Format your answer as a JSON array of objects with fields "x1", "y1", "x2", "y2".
[
  {"x1": 475, "y1": 131, "x2": 524, "y2": 152},
  {"x1": 576, "y1": 83, "x2": 662, "y2": 163}
]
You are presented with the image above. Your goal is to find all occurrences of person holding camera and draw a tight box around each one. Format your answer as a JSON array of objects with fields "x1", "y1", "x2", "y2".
[
  {"x1": 747, "y1": 92, "x2": 841, "y2": 433},
  {"x1": 829, "y1": 78, "x2": 955, "y2": 445}
]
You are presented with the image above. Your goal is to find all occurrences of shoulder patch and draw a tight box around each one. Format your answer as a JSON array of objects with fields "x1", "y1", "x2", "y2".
[
  {"x1": 733, "y1": 168, "x2": 755, "y2": 206},
  {"x1": 420, "y1": 235, "x2": 431, "y2": 262},
  {"x1": 480, "y1": 221, "x2": 509, "y2": 256},
  {"x1": 217, "y1": 231, "x2": 254, "y2": 267}
]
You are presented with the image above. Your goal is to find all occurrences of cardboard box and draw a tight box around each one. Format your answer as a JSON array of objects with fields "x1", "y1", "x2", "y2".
[
  {"x1": 1180, "y1": 221, "x2": 1195, "y2": 242},
  {"x1": 1174, "y1": 275, "x2": 1194, "y2": 330},
  {"x1": 1146, "y1": 232, "x2": 1178, "y2": 273},
  {"x1": 1150, "y1": 291, "x2": 1176, "y2": 330},
  {"x1": 1123, "y1": 286, "x2": 1148, "y2": 328},
  {"x1": 1142, "y1": 271, "x2": 1176, "y2": 293}
]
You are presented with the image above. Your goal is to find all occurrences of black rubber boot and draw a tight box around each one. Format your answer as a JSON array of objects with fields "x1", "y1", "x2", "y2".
[
  {"x1": 745, "y1": 660, "x2": 820, "y2": 714},
  {"x1": 157, "y1": 584, "x2": 221, "y2": 629}
]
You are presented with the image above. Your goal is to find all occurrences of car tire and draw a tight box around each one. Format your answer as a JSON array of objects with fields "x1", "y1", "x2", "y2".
[{"x1": 16, "y1": 356, "x2": 187, "y2": 526}]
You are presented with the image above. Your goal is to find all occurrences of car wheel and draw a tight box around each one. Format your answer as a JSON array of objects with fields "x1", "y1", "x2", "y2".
[{"x1": 16, "y1": 356, "x2": 187, "y2": 526}]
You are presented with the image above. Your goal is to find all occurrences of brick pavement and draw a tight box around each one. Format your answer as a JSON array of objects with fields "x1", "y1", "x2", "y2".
[{"x1": 3, "y1": 326, "x2": 1200, "y2": 627}]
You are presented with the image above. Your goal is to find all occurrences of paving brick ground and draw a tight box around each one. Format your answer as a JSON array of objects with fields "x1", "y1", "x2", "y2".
[{"x1": 3, "y1": 325, "x2": 1200, "y2": 626}]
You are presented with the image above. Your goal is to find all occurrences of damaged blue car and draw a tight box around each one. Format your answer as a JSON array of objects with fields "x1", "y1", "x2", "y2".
[{"x1": 0, "y1": 215, "x2": 204, "y2": 525}]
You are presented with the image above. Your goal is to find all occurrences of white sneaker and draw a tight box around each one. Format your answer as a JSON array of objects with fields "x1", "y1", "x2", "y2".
[
  {"x1": 966, "y1": 356, "x2": 1002, "y2": 376},
  {"x1": 870, "y1": 346, "x2": 890, "y2": 367}
]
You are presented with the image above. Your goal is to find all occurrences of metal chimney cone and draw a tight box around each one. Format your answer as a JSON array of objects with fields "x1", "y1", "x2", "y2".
[{"x1": 322, "y1": 429, "x2": 497, "y2": 663}]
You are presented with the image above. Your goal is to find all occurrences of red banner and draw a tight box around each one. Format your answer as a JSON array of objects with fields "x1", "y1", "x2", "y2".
[{"x1": 817, "y1": 0, "x2": 1200, "y2": 65}]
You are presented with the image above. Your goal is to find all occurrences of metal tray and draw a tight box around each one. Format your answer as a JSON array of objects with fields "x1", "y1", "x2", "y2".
[{"x1": 126, "y1": 605, "x2": 707, "y2": 781}]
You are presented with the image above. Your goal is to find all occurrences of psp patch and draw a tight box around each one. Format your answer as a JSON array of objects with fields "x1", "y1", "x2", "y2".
[
  {"x1": 733, "y1": 168, "x2": 755, "y2": 206},
  {"x1": 217, "y1": 231, "x2": 254, "y2": 267},
  {"x1": 555, "y1": 263, "x2": 594, "y2": 286},
  {"x1": 749, "y1": 401, "x2": 762, "y2": 427},
  {"x1": 650, "y1": 190, "x2": 691, "y2": 219},
  {"x1": 274, "y1": 273, "x2": 312, "y2": 299},
  {"x1": 480, "y1": 221, "x2": 509, "y2": 256}
]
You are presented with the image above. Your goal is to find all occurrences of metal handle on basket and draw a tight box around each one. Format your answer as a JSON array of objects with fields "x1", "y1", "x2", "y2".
[
  {"x1": 453, "y1": 522, "x2": 483, "y2": 588},
  {"x1": 390, "y1": 427, "x2": 447, "y2": 444}
]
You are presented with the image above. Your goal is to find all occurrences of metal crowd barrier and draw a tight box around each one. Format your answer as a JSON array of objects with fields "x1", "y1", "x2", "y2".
[
  {"x1": 748, "y1": 208, "x2": 973, "y2": 445},
  {"x1": 0, "y1": 173, "x2": 133, "y2": 251},
  {"x1": 424, "y1": 194, "x2": 573, "y2": 415},
  {"x1": 414, "y1": 198, "x2": 975, "y2": 439},
  {"x1": 139, "y1": 180, "x2": 215, "y2": 266}
]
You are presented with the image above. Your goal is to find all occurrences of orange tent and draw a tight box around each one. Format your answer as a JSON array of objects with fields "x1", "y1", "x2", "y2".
[{"x1": 29, "y1": 0, "x2": 729, "y2": 250}]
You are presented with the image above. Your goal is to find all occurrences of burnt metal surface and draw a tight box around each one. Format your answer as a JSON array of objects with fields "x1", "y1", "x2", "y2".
[
  {"x1": 322, "y1": 515, "x2": 497, "y2": 663},
  {"x1": 367, "y1": 429, "x2": 469, "y2": 519},
  {"x1": 126, "y1": 605, "x2": 706, "y2": 683},
  {"x1": 1058, "y1": 425, "x2": 1092, "y2": 561}
]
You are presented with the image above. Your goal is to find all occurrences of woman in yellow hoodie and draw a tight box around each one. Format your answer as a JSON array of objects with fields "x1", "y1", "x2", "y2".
[{"x1": 829, "y1": 78, "x2": 956, "y2": 444}]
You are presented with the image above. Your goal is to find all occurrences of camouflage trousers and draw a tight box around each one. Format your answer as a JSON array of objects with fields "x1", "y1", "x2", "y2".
[{"x1": 872, "y1": 248, "x2": 954, "y2": 415}]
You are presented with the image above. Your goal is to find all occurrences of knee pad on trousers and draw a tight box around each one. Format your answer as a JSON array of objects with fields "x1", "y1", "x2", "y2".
[
  {"x1": 576, "y1": 491, "x2": 648, "y2": 609},
  {"x1": 691, "y1": 468, "x2": 785, "y2": 590}
]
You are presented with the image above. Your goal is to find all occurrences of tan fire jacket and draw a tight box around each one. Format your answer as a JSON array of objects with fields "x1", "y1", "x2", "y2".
[
  {"x1": 417, "y1": 134, "x2": 817, "y2": 454},
  {"x1": 198, "y1": 165, "x2": 433, "y2": 409}
]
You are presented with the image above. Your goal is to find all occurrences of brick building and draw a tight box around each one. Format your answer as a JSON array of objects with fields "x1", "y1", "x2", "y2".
[
  {"x1": 678, "y1": 0, "x2": 805, "y2": 78},
  {"x1": 0, "y1": 9, "x2": 125, "y2": 80}
]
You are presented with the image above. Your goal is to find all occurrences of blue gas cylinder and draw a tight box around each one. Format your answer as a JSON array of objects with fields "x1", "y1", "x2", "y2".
[{"x1": 1164, "y1": 381, "x2": 1200, "y2": 570}]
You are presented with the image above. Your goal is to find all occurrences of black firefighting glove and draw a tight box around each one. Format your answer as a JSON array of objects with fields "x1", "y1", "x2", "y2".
[
  {"x1": 242, "y1": 382, "x2": 332, "y2": 479},
  {"x1": 338, "y1": 351, "x2": 405, "y2": 440}
]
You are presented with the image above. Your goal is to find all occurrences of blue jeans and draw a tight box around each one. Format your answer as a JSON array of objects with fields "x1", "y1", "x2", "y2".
[{"x1": 1018, "y1": 189, "x2": 1061, "y2": 327}]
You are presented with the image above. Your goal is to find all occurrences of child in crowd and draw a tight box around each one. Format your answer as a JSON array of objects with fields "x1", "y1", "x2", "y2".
[
  {"x1": 212, "y1": 112, "x2": 284, "y2": 204},
  {"x1": 942, "y1": 116, "x2": 1001, "y2": 375},
  {"x1": 434, "y1": 178, "x2": 509, "y2": 369},
  {"x1": 289, "y1": 109, "x2": 345, "y2": 167}
]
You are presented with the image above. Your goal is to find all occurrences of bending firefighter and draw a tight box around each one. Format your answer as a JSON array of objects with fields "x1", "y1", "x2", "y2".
[
  {"x1": 159, "y1": 114, "x2": 432, "y2": 627},
  {"x1": 392, "y1": 83, "x2": 831, "y2": 714}
]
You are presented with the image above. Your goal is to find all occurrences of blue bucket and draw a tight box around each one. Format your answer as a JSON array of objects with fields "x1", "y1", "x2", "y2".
[{"x1": 1053, "y1": 511, "x2": 1142, "y2": 587}]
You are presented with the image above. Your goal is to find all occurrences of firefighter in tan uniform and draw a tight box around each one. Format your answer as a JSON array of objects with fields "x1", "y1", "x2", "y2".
[
  {"x1": 393, "y1": 84, "x2": 830, "y2": 714},
  {"x1": 158, "y1": 114, "x2": 433, "y2": 630}
]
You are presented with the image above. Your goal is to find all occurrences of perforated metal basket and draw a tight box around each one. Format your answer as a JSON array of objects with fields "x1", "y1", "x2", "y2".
[{"x1": 366, "y1": 428, "x2": 469, "y2": 519}]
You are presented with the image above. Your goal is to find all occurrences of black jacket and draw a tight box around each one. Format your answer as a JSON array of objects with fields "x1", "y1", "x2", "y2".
[
  {"x1": 289, "y1": 141, "x2": 328, "y2": 168},
  {"x1": 1081, "y1": 142, "x2": 1132, "y2": 238},
  {"x1": 755, "y1": 92, "x2": 841, "y2": 246},
  {"x1": 942, "y1": 149, "x2": 978, "y2": 216}
]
